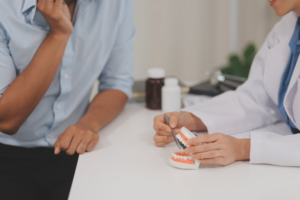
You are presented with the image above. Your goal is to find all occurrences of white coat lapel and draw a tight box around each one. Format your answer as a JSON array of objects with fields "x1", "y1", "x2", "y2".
[
  {"x1": 264, "y1": 12, "x2": 297, "y2": 105},
  {"x1": 284, "y1": 14, "x2": 300, "y2": 125},
  {"x1": 264, "y1": 38, "x2": 291, "y2": 104}
]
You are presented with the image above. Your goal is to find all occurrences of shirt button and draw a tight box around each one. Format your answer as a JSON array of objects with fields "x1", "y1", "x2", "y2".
[
  {"x1": 56, "y1": 104, "x2": 61, "y2": 110},
  {"x1": 64, "y1": 74, "x2": 69, "y2": 79}
]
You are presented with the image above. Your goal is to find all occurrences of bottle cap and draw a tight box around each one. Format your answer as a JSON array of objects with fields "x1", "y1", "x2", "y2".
[
  {"x1": 164, "y1": 78, "x2": 178, "y2": 87},
  {"x1": 148, "y1": 68, "x2": 165, "y2": 79}
]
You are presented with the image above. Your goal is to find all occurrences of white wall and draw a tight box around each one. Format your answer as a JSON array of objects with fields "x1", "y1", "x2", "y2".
[{"x1": 133, "y1": 0, "x2": 280, "y2": 82}]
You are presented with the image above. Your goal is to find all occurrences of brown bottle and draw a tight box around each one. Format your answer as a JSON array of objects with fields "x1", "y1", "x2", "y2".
[{"x1": 146, "y1": 68, "x2": 165, "y2": 110}]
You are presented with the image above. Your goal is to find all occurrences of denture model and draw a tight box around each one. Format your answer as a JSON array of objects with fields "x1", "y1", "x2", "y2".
[{"x1": 169, "y1": 127, "x2": 200, "y2": 170}]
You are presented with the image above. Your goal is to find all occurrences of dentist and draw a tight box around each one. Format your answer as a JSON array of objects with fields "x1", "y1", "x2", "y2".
[{"x1": 153, "y1": 0, "x2": 300, "y2": 167}]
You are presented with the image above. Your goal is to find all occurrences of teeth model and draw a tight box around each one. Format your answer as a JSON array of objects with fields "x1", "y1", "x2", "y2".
[
  {"x1": 175, "y1": 127, "x2": 196, "y2": 149},
  {"x1": 169, "y1": 127, "x2": 200, "y2": 170}
]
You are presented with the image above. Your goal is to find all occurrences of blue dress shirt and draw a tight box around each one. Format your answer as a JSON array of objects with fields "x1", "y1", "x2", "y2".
[
  {"x1": 0, "y1": 0, "x2": 135, "y2": 147},
  {"x1": 278, "y1": 18, "x2": 300, "y2": 134}
]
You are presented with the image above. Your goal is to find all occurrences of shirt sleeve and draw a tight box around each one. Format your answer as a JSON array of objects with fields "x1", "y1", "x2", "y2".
[
  {"x1": 0, "y1": 23, "x2": 16, "y2": 98},
  {"x1": 98, "y1": 0, "x2": 135, "y2": 99}
]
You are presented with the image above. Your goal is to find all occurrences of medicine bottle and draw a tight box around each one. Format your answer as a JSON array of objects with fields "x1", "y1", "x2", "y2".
[
  {"x1": 146, "y1": 68, "x2": 165, "y2": 110},
  {"x1": 162, "y1": 78, "x2": 181, "y2": 113}
]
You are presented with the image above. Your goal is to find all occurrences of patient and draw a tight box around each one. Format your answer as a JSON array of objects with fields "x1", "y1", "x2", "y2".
[
  {"x1": 0, "y1": 0, "x2": 134, "y2": 199},
  {"x1": 153, "y1": 0, "x2": 300, "y2": 167}
]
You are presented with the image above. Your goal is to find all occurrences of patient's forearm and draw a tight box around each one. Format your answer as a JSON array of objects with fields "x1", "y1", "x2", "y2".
[
  {"x1": 0, "y1": 34, "x2": 70, "y2": 135},
  {"x1": 75, "y1": 89, "x2": 128, "y2": 133}
]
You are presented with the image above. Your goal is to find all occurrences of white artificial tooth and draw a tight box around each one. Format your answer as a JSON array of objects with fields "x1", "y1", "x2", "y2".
[
  {"x1": 183, "y1": 141, "x2": 188, "y2": 147},
  {"x1": 184, "y1": 156, "x2": 187, "y2": 160}
]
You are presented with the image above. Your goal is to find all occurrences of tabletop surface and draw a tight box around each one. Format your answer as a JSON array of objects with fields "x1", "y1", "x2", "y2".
[{"x1": 69, "y1": 103, "x2": 300, "y2": 200}]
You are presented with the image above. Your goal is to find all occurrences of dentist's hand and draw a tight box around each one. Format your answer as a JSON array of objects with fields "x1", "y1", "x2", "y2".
[
  {"x1": 54, "y1": 124, "x2": 100, "y2": 155},
  {"x1": 185, "y1": 133, "x2": 250, "y2": 166},
  {"x1": 37, "y1": 0, "x2": 73, "y2": 37},
  {"x1": 153, "y1": 112, "x2": 206, "y2": 147}
]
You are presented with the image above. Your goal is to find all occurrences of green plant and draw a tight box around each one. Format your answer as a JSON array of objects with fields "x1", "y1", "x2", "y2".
[{"x1": 221, "y1": 43, "x2": 257, "y2": 78}]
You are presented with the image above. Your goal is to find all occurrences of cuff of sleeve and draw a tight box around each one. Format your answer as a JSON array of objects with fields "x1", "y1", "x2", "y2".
[
  {"x1": 249, "y1": 132, "x2": 264, "y2": 164},
  {"x1": 181, "y1": 108, "x2": 216, "y2": 134},
  {"x1": 99, "y1": 85, "x2": 132, "y2": 100}
]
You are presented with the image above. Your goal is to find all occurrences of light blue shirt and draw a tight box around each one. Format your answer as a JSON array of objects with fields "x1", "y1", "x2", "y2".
[{"x1": 0, "y1": 0, "x2": 135, "y2": 147}]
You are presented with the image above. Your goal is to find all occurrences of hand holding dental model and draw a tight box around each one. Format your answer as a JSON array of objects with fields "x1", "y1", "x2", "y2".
[{"x1": 153, "y1": 112, "x2": 250, "y2": 167}]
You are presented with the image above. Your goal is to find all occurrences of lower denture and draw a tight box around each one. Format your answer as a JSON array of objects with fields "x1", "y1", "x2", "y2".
[{"x1": 172, "y1": 151, "x2": 194, "y2": 164}]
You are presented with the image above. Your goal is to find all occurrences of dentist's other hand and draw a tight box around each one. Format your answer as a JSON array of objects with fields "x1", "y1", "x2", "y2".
[
  {"x1": 153, "y1": 112, "x2": 206, "y2": 147},
  {"x1": 37, "y1": 0, "x2": 73, "y2": 37},
  {"x1": 185, "y1": 133, "x2": 250, "y2": 166},
  {"x1": 54, "y1": 124, "x2": 100, "y2": 155}
]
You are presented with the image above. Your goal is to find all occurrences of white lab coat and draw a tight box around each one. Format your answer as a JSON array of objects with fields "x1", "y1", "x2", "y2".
[{"x1": 183, "y1": 12, "x2": 300, "y2": 167}]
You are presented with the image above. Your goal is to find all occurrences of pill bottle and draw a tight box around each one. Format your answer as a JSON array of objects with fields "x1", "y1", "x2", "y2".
[
  {"x1": 146, "y1": 68, "x2": 165, "y2": 110},
  {"x1": 162, "y1": 78, "x2": 181, "y2": 113}
]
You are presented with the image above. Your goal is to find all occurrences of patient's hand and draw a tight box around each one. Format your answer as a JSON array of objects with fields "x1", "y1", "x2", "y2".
[
  {"x1": 54, "y1": 124, "x2": 100, "y2": 155},
  {"x1": 185, "y1": 133, "x2": 250, "y2": 166},
  {"x1": 153, "y1": 112, "x2": 205, "y2": 147}
]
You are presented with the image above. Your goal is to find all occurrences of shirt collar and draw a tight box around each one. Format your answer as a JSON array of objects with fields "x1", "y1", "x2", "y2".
[
  {"x1": 21, "y1": 0, "x2": 94, "y2": 14},
  {"x1": 22, "y1": 0, "x2": 37, "y2": 14}
]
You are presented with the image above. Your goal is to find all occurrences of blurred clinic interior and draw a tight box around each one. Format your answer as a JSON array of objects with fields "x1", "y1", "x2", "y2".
[{"x1": 133, "y1": 0, "x2": 279, "y2": 82}]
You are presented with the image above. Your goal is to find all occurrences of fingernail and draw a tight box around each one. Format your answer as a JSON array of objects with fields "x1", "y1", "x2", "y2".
[
  {"x1": 187, "y1": 140, "x2": 192, "y2": 145},
  {"x1": 171, "y1": 122, "x2": 176, "y2": 128},
  {"x1": 54, "y1": 147, "x2": 59, "y2": 154},
  {"x1": 191, "y1": 154, "x2": 196, "y2": 159},
  {"x1": 185, "y1": 148, "x2": 190, "y2": 153}
]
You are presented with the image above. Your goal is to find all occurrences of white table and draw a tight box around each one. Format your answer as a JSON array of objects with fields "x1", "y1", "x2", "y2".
[{"x1": 69, "y1": 103, "x2": 300, "y2": 200}]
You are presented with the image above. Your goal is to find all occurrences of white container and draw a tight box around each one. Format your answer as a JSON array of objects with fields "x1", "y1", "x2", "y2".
[{"x1": 162, "y1": 78, "x2": 181, "y2": 113}]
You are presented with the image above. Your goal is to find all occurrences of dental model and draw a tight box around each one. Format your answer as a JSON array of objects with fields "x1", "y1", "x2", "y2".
[{"x1": 169, "y1": 127, "x2": 200, "y2": 170}]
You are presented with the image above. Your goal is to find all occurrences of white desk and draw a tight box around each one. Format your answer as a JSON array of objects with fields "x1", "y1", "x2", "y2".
[{"x1": 69, "y1": 103, "x2": 300, "y2": 200}]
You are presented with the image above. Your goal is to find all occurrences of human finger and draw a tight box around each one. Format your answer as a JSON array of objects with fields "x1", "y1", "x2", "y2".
[
  {"x1": 45, "y1": 0, "x2": 54, "y2": 10},
  {"x1": 65, "y1": 131, "x2": 86, "y2": 155},
  {"x1": 54, "y1": 0, "x2": 64, "y2": 10},
  {"x1": 75, "y1": 135, "x2": 92, "y2": 154},
  {"x1": 153, "y1": 134, "x2": 168, "y2": 143},
  {"x1": 86, "y1": 134, "x2": 99, "y2": 152},
  {"x1": 156, "y1": 129, "x2": 176, "y2": 136},
  {"x1": 200, "y1": 157, "x2": 225, "y2": 165},
  {"x1": 185, "y1": 143, "x2": 221, "y2": 154},
  {"x1": 155, "y1": 142, "x2": 167, "y2": 147},
  {"x1": 37, "y1": 0, "x2": 46, "y2": 10},
  {"x1": 153, "y1": 121, "x2": 172, "y2": 132},
  {"x1": 54, "y1": 135, "x2": 62, "y2": 154},
  {"x1": 191, "y1": 150, "x2": 222, "y2": 160},
  {"x1": 169, "y1": 112, "x2": 181, "y2": 128},
  {"x1": 60, "y1": 130, "x2": 75, "y2": 151},
  {"x1": 187, "y1": 133, "x2": 221, "y2": 146}
]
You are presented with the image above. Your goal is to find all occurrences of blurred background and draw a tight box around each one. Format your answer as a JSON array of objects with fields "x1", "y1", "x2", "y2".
[{"x1": 133, "y1": 0, "x2": 279, "y2": 83}]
